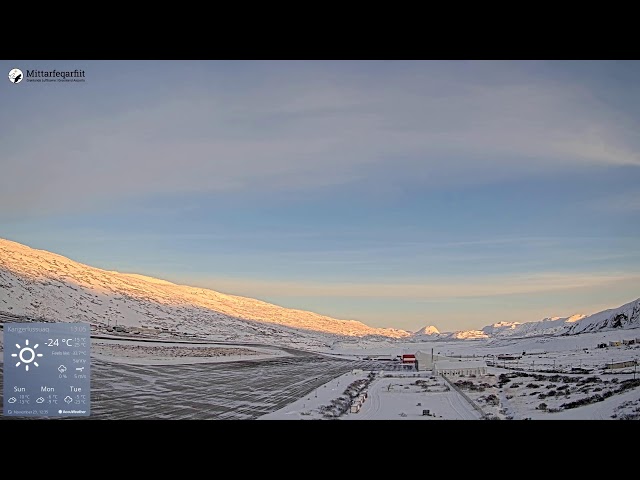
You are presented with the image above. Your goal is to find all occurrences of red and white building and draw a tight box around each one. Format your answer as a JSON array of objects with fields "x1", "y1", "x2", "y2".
[{"x1": 401, "y1": 354, "x2": 416, "y2": 365}]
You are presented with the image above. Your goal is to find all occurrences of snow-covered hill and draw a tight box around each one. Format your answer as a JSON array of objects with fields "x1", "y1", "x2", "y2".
[
  {"x1": 481, "y1": 321, "x2": 521, "y2": 336},
  {"x1": 441, "y1": 329, "x2": 489, "y2": 340},
  {"x1": 404, "y1": 303, "x2": 637, "y2": 343},
  {"x1": 449, "y1": 303, "x2": 637, "y2": 341},
  {"x1": 413, "y1": 325, "x2": 440, "y2": 336},
  {"x1": 564, "y1": 298, "x2": 640, "y2": 335},
  {"x1": 480, "y1": 314, "x2": 587, "y2": 339},
  {"x1": 1, "y1": 238, "x2": 637, "y2": 348},
  {"x1": 0, "y1": 238, "x2": 410, "y2": 347}
]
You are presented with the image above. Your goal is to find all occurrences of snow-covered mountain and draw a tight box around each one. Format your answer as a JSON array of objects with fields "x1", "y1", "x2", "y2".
[
  {"x1": 441, "y1": 330, "x2": 489, "y2": 340},
  {"x1": 405, "y1": 302, "x2": 637, "y2": 343},
  {"x1": 0, "y1": 238, "x2": 410, "y2": 347},
  {"x1": 407, "y1": 327, "x2": 490, "y2": 342},
  {"x1": 480, "y1": 314, "x2": 588, "y2": 338},
  {"x1": 411, "y1": 325, "x2": 488, "y2": 340},
  {"x1": 414, "y1": 325, "x2": 440, "y2": 336},
  {"x1": 564, "y1": 299, "x2": 640, "y2": 335},
  {"x1": 446, "y1": 302, "x2": 637, "y2": 341},
  {"x1": 1, "y1": 238, "x2": 637, "y2": 348},
  {"x1": 481, "y1": 321, "x2": 521, "y2": 336}
]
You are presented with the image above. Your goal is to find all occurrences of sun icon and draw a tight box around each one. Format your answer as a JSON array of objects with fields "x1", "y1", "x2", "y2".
[{"x1": 12, "y1": 339, "x2": 44, "y2": 372}]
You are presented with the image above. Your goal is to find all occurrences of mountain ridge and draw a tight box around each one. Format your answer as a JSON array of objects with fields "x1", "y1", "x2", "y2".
[
  {"x1": 0, "y1": 238, "x2": 410, "y2": 345},
  {"x1": 427, "y1": 301, "x2": 639, "y2": 341},
  {"x1": 1, "y1": 238, "x2": 638, "y2": 345}
]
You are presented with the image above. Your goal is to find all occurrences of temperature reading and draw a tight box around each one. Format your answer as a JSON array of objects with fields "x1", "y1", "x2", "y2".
[{"x1": 46, "y1": 338, "x2": 74, "y2": 347}]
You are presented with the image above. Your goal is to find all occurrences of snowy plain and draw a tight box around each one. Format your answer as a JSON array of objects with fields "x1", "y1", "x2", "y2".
[
  {"x1": 3, "y1": 320, "x2": 640, "y2": 419},
  {"x1": 261, "y1": 330, "x2": 640, "y2": 420},
  {"x1": 90, "y1": 338, "x2": 290, "y2": 365},
  {"x1": 259, "y1": 370, "x2": 482, "y2": 420}
]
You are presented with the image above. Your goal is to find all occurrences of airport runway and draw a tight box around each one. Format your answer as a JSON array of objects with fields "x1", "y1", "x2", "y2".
[
  {"x1": 1, "y1": 353, "x2": 388, "y2": 420},
  {"x1": 1, "y1": 319, "x2": 408, "y2": 420}
]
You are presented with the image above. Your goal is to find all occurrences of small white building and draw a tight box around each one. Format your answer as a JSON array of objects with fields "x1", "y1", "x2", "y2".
[
  {"x1": 433, "y1": 360, "x2": 488, "y2": 376},
  {"x1": 415, "y1": 351, "x2": 450, "y2": 371}
]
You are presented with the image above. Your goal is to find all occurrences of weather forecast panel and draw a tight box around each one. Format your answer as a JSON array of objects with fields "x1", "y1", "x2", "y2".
[{"x1": 3, "y1": 322, "x2": 90, "y2": 417}]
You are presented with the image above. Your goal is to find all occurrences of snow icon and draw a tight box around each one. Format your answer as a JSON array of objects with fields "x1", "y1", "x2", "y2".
[
  {"x1": 8, "y1": 397, "x2": 17, "y2": 404},
  {"x1": 36, "y1": 397, "x2": 45, "y2": 404},
  {"x1": 11, "y1": 339, "x2": 44, "y2": 372},
  {"x1": 64, "y1": 396, "x2": 73, "y2": 404},
  {"x1": 58, "y1": 365, "x2": 67, "y2": 374}
]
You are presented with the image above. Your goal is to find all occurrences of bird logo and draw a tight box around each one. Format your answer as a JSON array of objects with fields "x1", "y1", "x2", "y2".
[{"x1": 8, "y1": 68, "x2": 23, "y2": 84}]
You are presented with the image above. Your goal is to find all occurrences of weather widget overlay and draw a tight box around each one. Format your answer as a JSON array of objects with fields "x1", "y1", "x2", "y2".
[{"x1": 3, "y1": 323, "x2": 90, "y2": 417}]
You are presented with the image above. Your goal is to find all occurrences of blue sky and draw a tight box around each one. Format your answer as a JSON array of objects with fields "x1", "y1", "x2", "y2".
[{"x1": 2, "y1": 60, "x2": 639, "y2": 332}]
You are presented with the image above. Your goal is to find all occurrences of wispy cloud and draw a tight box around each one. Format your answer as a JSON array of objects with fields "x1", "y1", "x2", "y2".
[
  {"x1": 2, "y1": 61, "x2": 639, "y2": 215},
  {"x1": 193, "y1": 271, "x2": 640, "y2": 300}
]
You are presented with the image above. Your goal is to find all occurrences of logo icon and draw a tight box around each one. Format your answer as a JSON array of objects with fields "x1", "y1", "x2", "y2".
[
  {"x1": 8, "y1": 68, "x2": 23, "y2": 84},
  {"x1": 9, "y1": 68, "x2": 24, "y2": 83},
  {"x1": 11, "y1": 339, "x2": 43, "y2": 371}
]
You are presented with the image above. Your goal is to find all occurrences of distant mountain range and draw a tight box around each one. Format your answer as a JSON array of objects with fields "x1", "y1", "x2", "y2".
[
  {"x1": 1, "y1": 238, "x2": 638, "y2": 348},
  {"x1": 411, "y1": 299, "x2": 639, "y2": 341}
]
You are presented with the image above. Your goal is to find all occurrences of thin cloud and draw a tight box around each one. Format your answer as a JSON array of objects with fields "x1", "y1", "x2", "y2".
[
  {"x1": 193, "y1": 272, "x2": 640, "y2": 300},
  {"x1": 587, "y1": 190, "x2": 640, "y2": 212},
  {"x1": 2, "y1": 62, "x2": 639, "y2": 215}
]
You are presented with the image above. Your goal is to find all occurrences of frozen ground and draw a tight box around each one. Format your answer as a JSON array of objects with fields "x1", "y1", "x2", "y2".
[
  {"x1": 91, "y1": 338, "x2": 290, "y2": 365},
  {"x1": 1, "y1": 352, "x2": 362, "y2": 419},
  {"x1": 472, "y1": 368, "x2": 640, "y2": 420},
  {"x1": 262, "y1": 330, "x2": 640, "y2": 420},
  {"x1": 2, "y1": 325, "x2": 639, "y2": 419},
  {"x1": 261, "y1": 365, "x2": 640, "y2": 420},
  {"x1": 260, "y1": 370, "x2": 481, "y2": 420}
]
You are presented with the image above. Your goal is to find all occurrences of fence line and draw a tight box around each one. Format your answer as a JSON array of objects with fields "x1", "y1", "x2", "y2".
[{"x1": 440, "y1": 374, "x2": 487, "y2": 419}]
